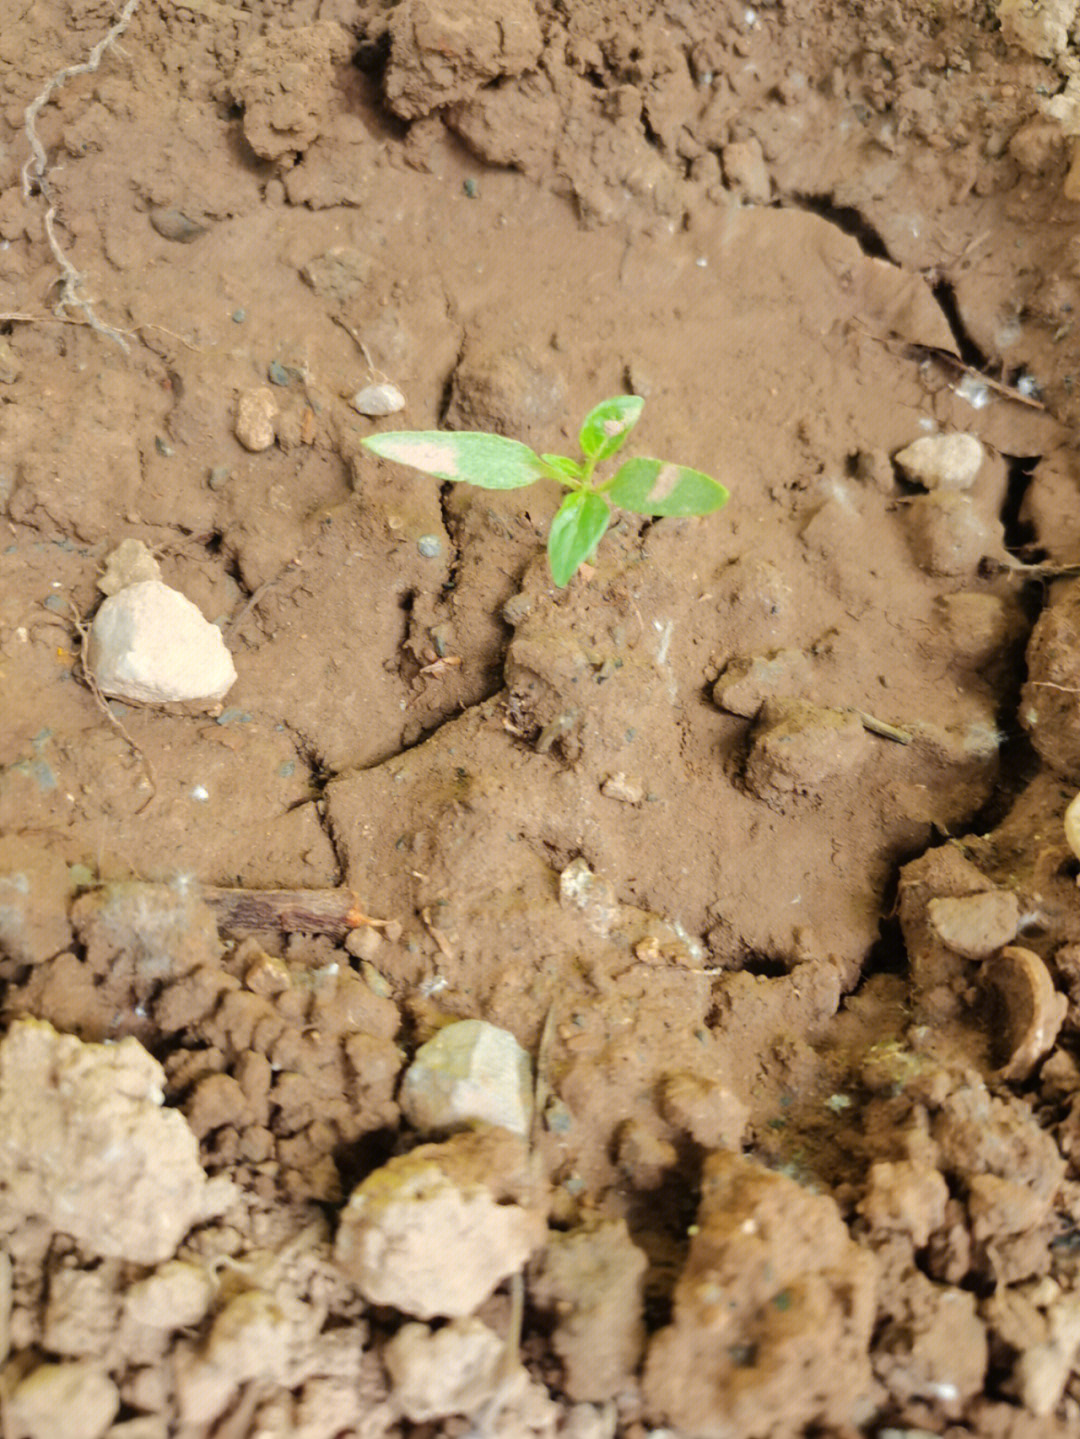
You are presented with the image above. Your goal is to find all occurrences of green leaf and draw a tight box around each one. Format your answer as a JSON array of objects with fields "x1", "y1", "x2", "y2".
[
  {"x1": 578, "y1": 396, "x2": 645, "y2": 463},
  {"x1": 548, "y1": 491, "x2": 611, "y2": 586},
  {"x1": 540, "y1": 453, "x2": 585, "y2": 484},
  {"x1": 605, "y1": 456, "x2": 730, "y2": 517},
  {"x1": 362, "y1": 430, "x2": 547, "y2": 490}
]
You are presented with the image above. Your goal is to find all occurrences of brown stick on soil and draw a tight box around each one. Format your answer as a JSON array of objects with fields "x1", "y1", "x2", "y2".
[{"x1": 202, "y1": 887, "x2": 388, "y2": 938}]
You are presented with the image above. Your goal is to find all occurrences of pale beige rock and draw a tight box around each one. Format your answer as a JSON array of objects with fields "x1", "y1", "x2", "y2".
[
  {"x1": 88, "y1": 578, "x2": 235, "y2": 702},
  {"x1": 383, "y1": 1317, "x2": 504, "y2": 1421},
  {"x1": 0, "y1": 1019, "x2": 233, "y2": 1265},
  {"x1": 927, "y1": 891, "x2": 1020, "y2": 958},
  {"x1": 895, "y1": 433, "x2": 984, "y2": 491},
  {"x1": 1064, "y1": 790, "x2": 1080, "y2": 863},
  {"x1": 6, "y1": 1360, "x2": 119, "y2": 1439},
  {"x1": 88, "y1": 580, "x2": 237, "y2": 704},
  {"x1": 600, "y1": 772, "x2": 644, "y2": 804},
  {"x1": 235, "y1": 386, "x2": 278, "y2": 451},
  {"x1": 400, "y1": 1019, "x2": 533, "y2": 1137},
  {"x1": 352, "y1": 383, "x2": 405, "y2": 417}
]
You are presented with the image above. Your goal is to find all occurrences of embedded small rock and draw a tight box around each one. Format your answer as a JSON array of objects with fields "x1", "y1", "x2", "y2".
[
  {"x1": 600, "y1": 772, "x2": 644, "y2": 805},
  {"x1": 383, "y1": 1317, "x2": 504, "y2": 1422},
  {"x1": 235, "y1": 387, "x2": 278, "y2": 452},
  {"x1": 88, "y1": 580, "x2": 236, "y2": 704},
  {"x1": 400, "y1": 1018, "x2": 533, "y2": 1136},
  {"x1": 149, "y1": 208, "x2": 208, "y2": 244},
  {"x1": 895, "y1": 433, "x2": 984, "y2": 491},
  {"x1": 926, "y1": 891, "x2": 1020, "y2": 959},
  {"x1": 352, "y1": 382, "x2": 405, "y2": 417}
]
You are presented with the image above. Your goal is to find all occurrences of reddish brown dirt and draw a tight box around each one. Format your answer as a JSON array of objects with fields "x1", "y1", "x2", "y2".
[{"x1": 7, "y1": 1, "x2": 1080, "y2": 1436}]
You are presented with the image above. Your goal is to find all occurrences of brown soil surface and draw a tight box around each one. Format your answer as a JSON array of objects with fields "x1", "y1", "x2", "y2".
[{"x1": 9, "y1": 1, "x2": 1080, "y2": 1435}]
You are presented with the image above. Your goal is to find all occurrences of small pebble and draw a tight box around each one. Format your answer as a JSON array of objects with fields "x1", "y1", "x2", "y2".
[
  {"x1": 267, "y1": 360, "x2": 291, "y2": 387},
  {"x1": 231, "y1": 308, "x2": 247, "y2": 324},
  {"x1": 399, "y1": 1019, "x2": 533, "y2": 1136},
  {"x1": 208, "y1": 466, "x2": 231, "y2": 491},
  {"x1": 894, "y1": 433, "x2": 984, "y2": 491},
  {"x1": 154, "y1": 436, "x2": 174, "y2": 457},
  {"x1": 417, "y1": 535, "x2": 442, "y2": 558},
  {"x1": 149, "y1": 208, "x2": 208, "y2": 244},
  {"x1": 235, "y1": 388, "x2": 278, "y2": 452},
  {"x1": 463, "y1": 178, "x2": 479, "y2": 198},
  {"x1": 601, "y1": 772, "x2": 644, "y2": 804},
  {"x1": 352, "y1": 382, "x2": 406, "y2": 417}
]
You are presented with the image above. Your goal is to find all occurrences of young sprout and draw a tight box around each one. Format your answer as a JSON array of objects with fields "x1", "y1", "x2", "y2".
[{"x1": 361, "y1": 395, "x2": 730, "y2": 586}]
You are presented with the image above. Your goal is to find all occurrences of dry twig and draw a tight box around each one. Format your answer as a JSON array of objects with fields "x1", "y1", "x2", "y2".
[{"x1": 201, "y1": 887, "x2": 389, "y2": 938}]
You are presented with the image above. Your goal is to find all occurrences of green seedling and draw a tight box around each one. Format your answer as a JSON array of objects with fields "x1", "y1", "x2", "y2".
[{"x1": 361, "y1": 395, "x2": 730, "y2": 587}]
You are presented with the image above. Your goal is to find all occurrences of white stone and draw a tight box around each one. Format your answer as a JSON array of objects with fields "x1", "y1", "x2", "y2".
[
  {"x1": 88, "y1": 580, "x2": 237, "y2": 704},
  {"x1": 894, "y1": 433, "x2": 984, "y2": 491},
  {"x1": 235, "y1": 386, "x2": 278, "y2": 451},
  {"x1": 400, "y1": 1019, "x2": 533, "y2": 1136},
  {"x1": 383, "y1": 1318, "x2": 504, "y2": 1421},
  {"x1": 97, "y1": 538, "x2": 162, "y2": 596},
  {"x1": 352, "y1": 382, "x2": 406, "y2": 417}
]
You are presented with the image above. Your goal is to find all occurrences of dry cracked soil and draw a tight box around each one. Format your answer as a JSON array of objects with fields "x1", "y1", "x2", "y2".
[{"x1": 11, "y1": 1, "x2": 1080, "y2": 1436}]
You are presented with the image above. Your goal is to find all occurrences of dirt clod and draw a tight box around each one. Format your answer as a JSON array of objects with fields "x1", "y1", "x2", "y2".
[
  {"x1": 0, "y1": 1020, "x2": 232, "y2": 1265},
  {"x1": 333, "y1": 1127, "x2": 546, "y2": 1318}
]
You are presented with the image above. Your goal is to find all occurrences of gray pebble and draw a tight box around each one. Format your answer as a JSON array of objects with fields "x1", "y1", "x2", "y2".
[
  {"x1": 149, "y1": 208, "x2": 208, "y2": 244},
  {"x1": 417, "y1": 535, "x2": 442, "y2": 558}
]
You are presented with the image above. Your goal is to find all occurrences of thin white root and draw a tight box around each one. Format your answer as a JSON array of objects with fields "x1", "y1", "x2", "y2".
[{"x1": 20, "y1": 0, "x2": 141, "y2": 353}]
